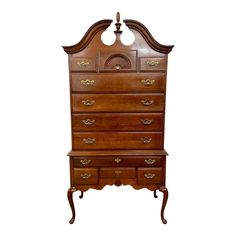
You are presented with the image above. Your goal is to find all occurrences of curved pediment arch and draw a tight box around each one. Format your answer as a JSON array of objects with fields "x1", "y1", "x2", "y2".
[{"x1": 63, "y1": 13, "x2": 174, "y2": 54}]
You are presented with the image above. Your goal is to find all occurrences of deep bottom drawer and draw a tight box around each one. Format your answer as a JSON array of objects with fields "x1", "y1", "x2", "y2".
[
  {"x1": 100, "y1": 168, "x2": 136, "y2": 179},
  {"x1": 137, "y1": 168, "x2": 162, "y2": 184},
  {"x1": 74, "y1": 168, "x2": 98, "y2": 185}
]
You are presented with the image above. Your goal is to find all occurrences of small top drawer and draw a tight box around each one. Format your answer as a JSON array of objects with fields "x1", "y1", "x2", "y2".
[
  {"x1": 140, "y1": 57, "x2": 167, "y2": 72},
  {"x1": 70, "y1": 57, "x2": 96, "y2": 72}
]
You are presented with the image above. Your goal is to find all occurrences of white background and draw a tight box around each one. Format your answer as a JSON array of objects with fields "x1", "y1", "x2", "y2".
[{"x1": 0, "y1": 0, "x2": 236, "y2": 235}]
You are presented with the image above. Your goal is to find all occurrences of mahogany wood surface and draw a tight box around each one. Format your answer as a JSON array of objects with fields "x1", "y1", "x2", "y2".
[
  {"x1": 137, "y1": 167, "x2": 163, "y2": 184},
  {"x1": 100, "y1": 168, "x2": 136, "y2": 179},
  {"x1": 73, "y1": 156, "x2": 163, "y2": 167},
  {"x1": 72, "y1": 113, "x2": 164, "y2": 131},
  {"x1": 72, "y1": 131, "x2": 163, "y2": 150},
  {"x1": 71, "y1": 93, "x2": 165, "y2": 112},
  {"x1": 71, "y1": 73, "x2": 166, "y2": 93},
  {"x1": 63, "y1": 12, "x2": 173, "y2": 225},
  {"x1": 74, "y1": 168, "x2": 98, "y2": 185}
]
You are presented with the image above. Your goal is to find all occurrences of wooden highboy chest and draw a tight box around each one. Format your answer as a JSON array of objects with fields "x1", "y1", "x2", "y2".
[{"x1": 63, "y1": 12, "x2": 174, "y2": 224}]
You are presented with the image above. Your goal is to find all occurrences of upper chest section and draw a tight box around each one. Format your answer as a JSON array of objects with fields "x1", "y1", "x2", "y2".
[{"x1": 63, "y1": 13, "x2": 173, "y2": 74}]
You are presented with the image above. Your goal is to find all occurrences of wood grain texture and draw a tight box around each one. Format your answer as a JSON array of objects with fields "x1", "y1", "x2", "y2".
[
  {"x1": 73, "y1": 168, "x2": 98, "y2": 185},
  {"x1": 71, "y1": 73, "x2": 166, "y2": 92},
  {"x1": 140, "y1": 57, "x2": 167, "y2": 72},
  {"x1": 137, "y1": 167, "x2": 163, "y2": 184},
  {"x1": 71, "y1": 93, "x2": 164, "y2": 112},
  {"x1": 72, "y1": 131, "x2": 163, "y2": 150},
  {"x1": 64, "y1": 13, "x2": 173, "y2": 224},
  {"x1": 68, "y1": 150, "x2": 168, "y2": 156},
  {"x1": 72, "y1": 113, "x2": 164, "y2": 131},
  {"x1": 100, "y1": 168, "x2": 136, "y2": 178},
  {"x1": 73, "y1": 156, "x2": 163, "y2": 167}
]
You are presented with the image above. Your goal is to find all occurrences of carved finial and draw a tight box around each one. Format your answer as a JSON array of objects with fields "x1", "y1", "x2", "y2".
[
  {"x1": 116, "y1": 12, "x2": 120, "y2": 23},
  {"x1": 114, "y1": 12, "x2": 122, "y2": 34}
]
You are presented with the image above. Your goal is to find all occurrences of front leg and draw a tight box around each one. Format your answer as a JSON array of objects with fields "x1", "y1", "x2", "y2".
[
  {"x1": 159, "y1": 186, "x2": 168, "y2": 224},
  {"x1": 67, "y1": 187, "x2": 77, "y2": 224}
]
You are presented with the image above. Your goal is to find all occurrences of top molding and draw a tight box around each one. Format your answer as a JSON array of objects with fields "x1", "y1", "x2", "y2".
[
  {"x1": 62, "y1": 20, "x2": 113, "y2": 54},
  {"x1": 123, "y1": 19, "x2": 174, "y2": 54},
  {"x1": 63, "y1": 16, "x2": 174, "y2": 54}
]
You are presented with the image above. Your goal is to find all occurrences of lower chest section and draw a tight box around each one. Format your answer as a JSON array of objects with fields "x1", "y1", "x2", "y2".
[{"x1": 70, "y1": 155, "x2": 166, "y2": 191}]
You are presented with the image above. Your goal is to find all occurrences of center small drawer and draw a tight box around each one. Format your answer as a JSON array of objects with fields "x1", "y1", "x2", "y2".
[
  {"x1": 100, "y1": 168, "x2": 136, "y2": 179},
  {"x1": 73, "y1": 168, "x2": 98, "y2": 185}
]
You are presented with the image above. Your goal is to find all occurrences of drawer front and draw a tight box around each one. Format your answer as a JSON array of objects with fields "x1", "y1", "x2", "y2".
[
  {"x1": 71, "y1": 94, "x2": 164, "y2": 112},
  {"x1": 138, "y1": 168, "x2": 163, "y2": 184},
  {"x1": 72, "y1": 132, "x2": 163, "y2": 150},
  {"x1": 73, "y1": 156, "x2": 163, "y2": 167},
  {"x1": 99, "y1": 50, "x2": 136, "y2": 72},
  {"x1": 100, "y1": 168, "x2": 136, "y2": 178},
  {"x1": 71, "y1": 73, "x2": 165, "y2": 92},
  {"x1": 72, "y1": 113, "x2": 164, "y2": 131},
  {"x1": 140, "y1": 57, "x2": 167, "y2": 71},
  {"x1": 73, "y1": 168, "x2": 98, "y2": 185},
  {"x1": 70, "y1": 57, "x2": 96, "y2": 72}
]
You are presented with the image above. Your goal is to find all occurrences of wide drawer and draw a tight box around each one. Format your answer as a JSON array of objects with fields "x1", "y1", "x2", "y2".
[
  {"x1": 73, "y1": 168, "x2": 98, "y2": 185},
  {"x1": 70, "y1": 57, "x2": 97, "y2": 72},
  {"x1": 100, "y1": 168, "x2": 136, "y2": 178},
  {"x1": 137, "y1": 168, "x2": 163, "y2": 184},
  {"x1": 71, "y1": 94, "x2": 164, "y2": 112},
  {"x1": 72, "y1": 113, "x2": 164, "y2": 131},
  {"x1": 140, "y1": 57, "x2": 167, "y2": 72},
  {"x1": 72, "y1": 132, "x2": 163, "y2": 150},
  {"x1": 73, "y1": 156, "x2": 163, "y2": 167},
  {"x1": 71, "y1": 73, "x2": 166, "y2": 92}
]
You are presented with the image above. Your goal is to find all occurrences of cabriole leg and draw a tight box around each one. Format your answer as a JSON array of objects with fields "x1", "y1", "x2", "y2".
[
  {"x1": 67, "y1": 187, "x2": 77, "y2": 224},
  {"x1": 159, "y1": 186, "x2": 168, "y2": 224}
]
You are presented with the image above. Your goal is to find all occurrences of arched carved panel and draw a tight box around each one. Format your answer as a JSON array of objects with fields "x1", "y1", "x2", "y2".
[
  {"x1": 99, "y1": 50, "x2": 137, "y2": 72},
  {"x1": 104, "y1": 54, "x2": 131, "y2": 70}
]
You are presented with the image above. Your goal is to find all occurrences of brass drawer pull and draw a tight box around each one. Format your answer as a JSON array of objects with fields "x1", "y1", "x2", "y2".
[
  {"x1": 82, "y1": 99, "x2": 95, "y2": 106},
  {"x1": 141, "y1": 119, "x2": 153, "y2": 125},
  {"x1": 115, "y1": 170, "x2": 122, "y2": 175},
  {"x1": 83, "y1": 137, "x2": 95, "y2": 144},
  {"x1": 77, "y1": 61, "x2": 90, "y2": 67},
  {"x1": 145, "y1": 159, "x2": 156, "y2": 165},
  {"x1": 146, "y1": 60, "x2": 159, "y2": 67},
  {"x1": 115, "y1": 64, "x2": 121, "y2": 70},
  {"x1": 141, "y1": 99, "x2": 154, "y2": 106},
  {"x1": 141, "y1": 79, "x2": 155, "y2": 86},
  {"x1": 144, "y1": 173, "x2": 156, "y2": 179},
  {"x1": 80, "y1": 159, "x2": 91, "y2": 165},
  {"x1": 81, "y1": 79, "x2": 94, "y2": 86},
  {"x1": 141, "y1": 137, "x2": 152, "y2": 144},
  {"x1": 80, "y1": 173, "x2": 91, "y2": 179},
  {"x1": 82, "y1": 119, "x2": 95, "y2": 125},
  {"x1": 114, "y1": 158, "x2": 122, "y2": 163}
]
